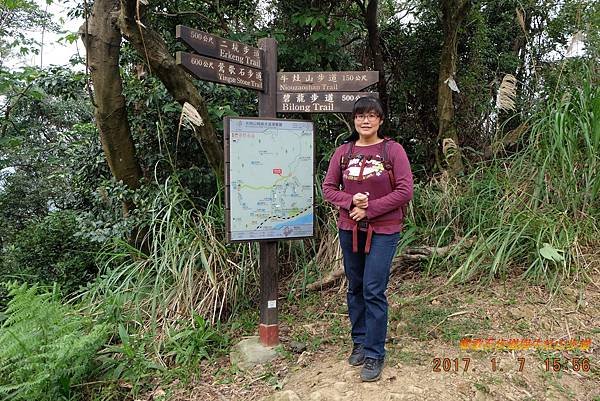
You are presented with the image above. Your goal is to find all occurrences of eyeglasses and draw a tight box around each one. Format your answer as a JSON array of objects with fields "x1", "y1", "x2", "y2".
[{"x1": 354, "y1": 113, "x2": 380, "y2": 121}]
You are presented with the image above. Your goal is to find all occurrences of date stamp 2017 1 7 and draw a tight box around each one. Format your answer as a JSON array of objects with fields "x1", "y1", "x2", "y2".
[{"x1": 432, "y1": 357, "x2": 592, "y2": 373}]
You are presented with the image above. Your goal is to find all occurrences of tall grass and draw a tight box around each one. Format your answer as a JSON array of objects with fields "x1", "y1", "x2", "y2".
[
  {"x1": 412, "y1": 78, "x2": 599, "y2": 289},
  {"x1": 84, "y1": 176, "x2": 260, "y2": 337}
]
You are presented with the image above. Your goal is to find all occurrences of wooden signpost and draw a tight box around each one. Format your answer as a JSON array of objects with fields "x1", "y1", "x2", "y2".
[
  {"x1": 176, "y1": 52, "x2": 264, "y2": 91},
  {"x1": 176, "y1": 25, "x2": 263, "y2": 69},
  {"x1": 176, "y1": 25, "x2": 379, "y2": 348},
  {"x1": 277, "y1": 71, "x2": 378, "y2": 113},
  {"x1": 277, "y1": 71, "x2": 378, "y2": 92}
]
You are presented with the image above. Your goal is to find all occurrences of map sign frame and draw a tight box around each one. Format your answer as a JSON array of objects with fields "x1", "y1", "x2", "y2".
[{"x1": 224, "y1": 117, "x2": 315, "y2": 242}]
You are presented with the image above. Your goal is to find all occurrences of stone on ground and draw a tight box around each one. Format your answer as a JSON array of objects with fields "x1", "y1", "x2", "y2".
[
  {"x1": 230, "y1": 336, "x2": 278, "y2": 370},
  {"x1": 263, "y1": 390, "x2": 302, "y2": 401}
]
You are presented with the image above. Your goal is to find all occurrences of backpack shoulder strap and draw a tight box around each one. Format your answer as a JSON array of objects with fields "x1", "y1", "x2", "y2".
[
  {"x1": 381, "y1": 137, "x2": 397, "y2": 161},
  {"x1": 380, "y1": 138, "x2": 395, "y2": 187},
  {"x1": 339, "y1": 141, "x2": 355, "y2": 171}
]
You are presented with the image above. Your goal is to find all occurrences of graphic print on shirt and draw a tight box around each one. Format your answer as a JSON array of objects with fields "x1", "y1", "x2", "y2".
[{"x1": 343, "y1": 154, "x2": 385, "y2": 181}]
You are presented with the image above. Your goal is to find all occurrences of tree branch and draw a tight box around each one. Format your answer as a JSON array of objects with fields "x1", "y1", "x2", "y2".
[
  {"x1": 341, "y1": 35, "x2": 363, "y2": 48},
  {"x1": 118, "y1": 0, "x2": 224, "y2": 182},
  {"x1": 154, "y1": 10, "x2": 226, "y2": 32},
  {"x1": 0, "y1": 81, "x2": 35, "y2": 137}
]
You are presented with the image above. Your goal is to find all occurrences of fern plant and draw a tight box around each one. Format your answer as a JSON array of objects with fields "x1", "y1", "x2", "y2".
[{"x1": 0, "y1": 283, "x2": 109, "y2": 401}]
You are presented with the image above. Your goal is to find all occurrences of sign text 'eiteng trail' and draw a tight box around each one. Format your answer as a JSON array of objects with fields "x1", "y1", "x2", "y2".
[
  {"x1": 176, "y1": 52, "x2": 263, "y2": 91},
  {"x1": 176, "y1": 25, "x2": 263, "y2": 69}
]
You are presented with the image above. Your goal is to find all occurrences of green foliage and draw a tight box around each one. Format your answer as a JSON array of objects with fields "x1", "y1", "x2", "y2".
[
  {"x1": 0, "y1": 210, "x2": 99, "y2": 298},
  {"x1": 269, "y1": 1, "x2": 362, "y2": 71},
  {"x1": 85, "y1": 176, "x2": 259, "y2": 345},
  {"x1": 527, "y1": 69, "x2": 599, "y2": 216},
  {"x1": 0, "y1": 66, "x2": 107, "y2": 304},
  {"x1": 163, "y1": 314, "x2": 230, "y2": 366},
  {"x1": 0, "y1": 0, "x2": 57, "y2": 63},
  {"x1": 0, "y1": 66, "x2": 98, "y2": 243},
  {"x1": 411, "y1": 69, "x2": 599, "y2": 288},
  {"x1": 0, "y1": 283, "x2": 109, "y2": 401},
  {"x1": 96, "y1": 324, "x2": 164, "y2": 389}
]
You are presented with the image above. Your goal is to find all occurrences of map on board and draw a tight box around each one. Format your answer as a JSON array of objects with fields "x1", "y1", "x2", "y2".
[{"x1": 225, "y1": 117, "x2": 314, "y2": 241}]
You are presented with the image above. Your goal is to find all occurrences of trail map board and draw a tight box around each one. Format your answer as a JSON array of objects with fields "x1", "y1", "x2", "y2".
[{"x1": 225, "y1": 117, "x2": 314, "y2": 242}]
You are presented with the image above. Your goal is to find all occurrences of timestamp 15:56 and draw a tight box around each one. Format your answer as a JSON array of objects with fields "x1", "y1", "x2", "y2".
[{"x1": 432, "y1": 357, "x2": 591, "y2": 373}]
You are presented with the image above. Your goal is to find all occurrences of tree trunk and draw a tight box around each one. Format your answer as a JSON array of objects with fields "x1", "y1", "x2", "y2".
[
  {"x1": 80, "y1": 0, "x2": 143, "y2": 203},
  {"x1": 364, "y1": 0, "x2": 389, "y2": 118},
  {"x1": 436, "y1": 0, "x2": 470, "y2": 176},
  {"x1": 118, "y1": 0, "x2": 224, "y2": 183}
]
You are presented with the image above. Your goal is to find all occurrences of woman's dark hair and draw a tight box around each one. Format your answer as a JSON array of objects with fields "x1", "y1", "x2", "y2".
[
  {"x1": 351, "y1": 96, "x2": 385, "y2": 120},
  {"x1": 345, "y1": 96, "x2": 385, "y2": 141}
]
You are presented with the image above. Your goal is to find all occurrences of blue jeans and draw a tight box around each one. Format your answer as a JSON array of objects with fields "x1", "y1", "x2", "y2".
[{"x1": 339, "y1": 229, "x2": 399, "y2": 360}]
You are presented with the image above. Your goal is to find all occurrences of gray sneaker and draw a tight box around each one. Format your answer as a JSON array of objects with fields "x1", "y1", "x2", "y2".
[
  {"x1": 348, "y1": 343, "x2": 365, "y2": 366},
  {"x1": 360, "y1": 357, "x2": 384, "y2": 381}
]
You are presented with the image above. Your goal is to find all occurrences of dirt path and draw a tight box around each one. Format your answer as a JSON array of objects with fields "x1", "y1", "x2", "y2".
[
  {"x1": 168, "y1": 269, "x2": 600, "y2": 401},
  {"x1": 256, "y1": 269, "x2": 599, "y2": 401}
]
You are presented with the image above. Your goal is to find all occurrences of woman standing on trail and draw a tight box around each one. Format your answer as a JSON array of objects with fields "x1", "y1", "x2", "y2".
[{"x1": 322, "y1": 97, "x2": 413, "y2": 382}]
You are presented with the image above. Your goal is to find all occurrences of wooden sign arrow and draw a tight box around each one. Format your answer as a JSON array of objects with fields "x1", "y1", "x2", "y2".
[
  {"x1": 277, "y1": 92, "x2": 379, "y2": 113},
  {"x1": 277, "y1": 71, "x2": 379, "y2": 92},
  {"x1": 176, "y1": 52, "x2": 264, "y2": 91},
  {"x1": 176, "y1": 25, "x2": 263, "y2": 70}
]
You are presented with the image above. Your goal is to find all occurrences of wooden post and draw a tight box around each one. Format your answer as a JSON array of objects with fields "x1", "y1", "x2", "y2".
[{"x1": 257, "y1": 37, "x2": 279, "y2": 347}]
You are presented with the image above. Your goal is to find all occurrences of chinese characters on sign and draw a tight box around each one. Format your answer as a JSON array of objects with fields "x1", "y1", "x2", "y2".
[
  {"x1": 277, "y1": 71, "x2": 379, "y2": 92},
  {"x1": 225, "y1": 117, "x2": 314, "y2": 242},
  {"x1": 176, "y1": 52, "x2": 263, "y2": 91},
  {"x1": 176, "y1": 25, "x2": 262, "y2": 69},
  {"x1": 276, "y1": 92, "x2": 379, "y2": 113}
]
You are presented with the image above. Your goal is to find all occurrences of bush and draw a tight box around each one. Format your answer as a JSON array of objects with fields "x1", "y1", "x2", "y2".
[{"x1": 0, "y1": 210, "x2": 99, "y2": 300}]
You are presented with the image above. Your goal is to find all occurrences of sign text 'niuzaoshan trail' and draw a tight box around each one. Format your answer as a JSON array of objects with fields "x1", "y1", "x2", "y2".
[
  {"x1": 277, "y1": 71, "x2": 378, "y2": 92},
  {"x1": 176, "y1": 52, "x2": 264, "y2": 91},
  {"x1": 176, "y1": 25, "x2": 263, "y2": 69}
]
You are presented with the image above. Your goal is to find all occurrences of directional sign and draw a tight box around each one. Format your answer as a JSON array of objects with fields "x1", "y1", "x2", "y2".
[
  {"x1": 176, "y1": 25, "x2": 262, "y2": 69},
  {"x1": 176, "y1": 52, "x2": 263, "y2": 91},
  {"x1": 277, "y1": 71, "x2": 379, "y2": 92},
  {"x1": 277, "y1": 92, "x2": 379, "y2": 113}
]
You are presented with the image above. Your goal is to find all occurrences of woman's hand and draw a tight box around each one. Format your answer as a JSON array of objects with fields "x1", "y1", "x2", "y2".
[
  {"x1": 349, "y1": 207, "x2": 367, "y2": 221},
  {"x1": 352, "y1": 192, "x2": 369, "y2": 209}
]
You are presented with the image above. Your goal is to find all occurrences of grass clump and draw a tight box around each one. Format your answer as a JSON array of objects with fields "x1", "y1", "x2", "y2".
[
  {"x1": 411, "y1": 78, "x2": 599, "y2": 289},
  {"x1": 87, "y1": 175, "x2": 259, "y2": 324}
]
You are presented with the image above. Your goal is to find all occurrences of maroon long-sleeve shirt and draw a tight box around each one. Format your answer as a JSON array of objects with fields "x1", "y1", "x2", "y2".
[{"x1": 322, "y1": 139, "x2": 413, "y2": 234}]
